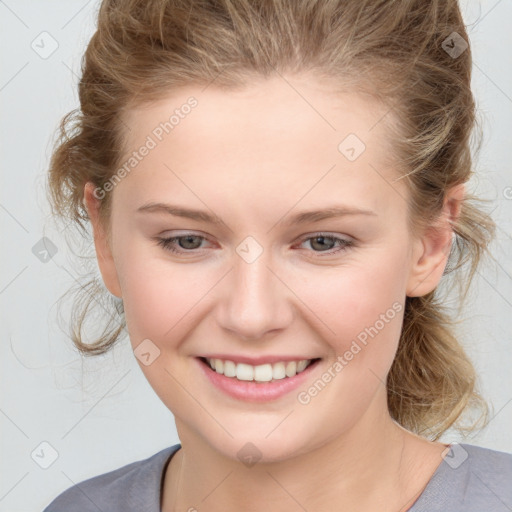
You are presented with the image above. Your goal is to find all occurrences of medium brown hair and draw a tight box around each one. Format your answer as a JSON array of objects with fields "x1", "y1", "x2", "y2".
[{"x1": 47, "y1": 0, "x2": 496, "y2": 440}]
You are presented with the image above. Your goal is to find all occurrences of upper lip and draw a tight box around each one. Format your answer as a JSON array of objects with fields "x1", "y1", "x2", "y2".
[{"x1": 199, "y1": 354, "x2": 320, "y2": 365}]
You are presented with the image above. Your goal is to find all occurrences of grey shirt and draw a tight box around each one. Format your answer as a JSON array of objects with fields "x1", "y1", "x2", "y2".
[{"x1": 43, "y1": 443, "x2": 512, "y2": 511}]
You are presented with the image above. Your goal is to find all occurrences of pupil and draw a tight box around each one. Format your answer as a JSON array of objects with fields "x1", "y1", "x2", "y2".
[
  {"x1": 312, "y1": 236, "x2": 334, "y2": 251},
  {"x1": 181, "y1": 236, "x2": 200, "y2": 249}
]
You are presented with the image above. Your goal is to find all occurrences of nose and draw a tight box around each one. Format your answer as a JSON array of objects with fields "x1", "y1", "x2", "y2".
[{"x1": 218, "y1": 248, "x2": 293, "y2": 341}]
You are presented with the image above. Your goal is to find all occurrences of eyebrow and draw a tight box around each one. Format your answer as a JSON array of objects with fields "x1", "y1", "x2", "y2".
[{"x1": 136, "y1": 202, "x2": 377, "y2": 225}]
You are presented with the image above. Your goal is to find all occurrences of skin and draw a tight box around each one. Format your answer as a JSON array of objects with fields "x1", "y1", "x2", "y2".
[{"x1": 84, "y1": 74, "x2": 464, "y2": 512}]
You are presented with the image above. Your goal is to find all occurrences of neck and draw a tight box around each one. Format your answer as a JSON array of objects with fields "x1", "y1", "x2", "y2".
[{"x1": 162, "y1": 392, "x2": 445, "y2": 512}]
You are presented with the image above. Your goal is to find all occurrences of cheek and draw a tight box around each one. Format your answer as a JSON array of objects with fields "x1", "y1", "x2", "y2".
[
  {"x1": 283, "y1": 251, "x2": 407, "y2": 435},
  {"x1": 117, "y1": 254, "x2": 220, "y2": 406},
  {"x1": 115, "y1": 245, "x2": 220, "y2": 350},
  {"x1": 292, "y1": 248, "x2": 408, "y2": 372}
]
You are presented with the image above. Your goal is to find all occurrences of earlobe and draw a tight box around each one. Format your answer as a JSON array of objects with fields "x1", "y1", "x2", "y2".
[
  {"x1": 406, "y1": 184, "x2": 465, "y2": 297},
  {"x1": 83, "y1": 182, "x2": 122, "y2": 298}
]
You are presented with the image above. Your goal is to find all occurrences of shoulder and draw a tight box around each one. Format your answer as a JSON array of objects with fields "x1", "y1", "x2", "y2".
[
  {"x1": 42, "y1": 443, "x2": 181, "y2": 512},
  {"x1": 411, "y1": 443, "x2": 512, "y2": 512}
]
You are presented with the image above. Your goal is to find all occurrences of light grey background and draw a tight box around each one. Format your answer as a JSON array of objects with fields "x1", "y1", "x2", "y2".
[{"x1": 1, "y1": 1, "x2": 511, "y2": 511}]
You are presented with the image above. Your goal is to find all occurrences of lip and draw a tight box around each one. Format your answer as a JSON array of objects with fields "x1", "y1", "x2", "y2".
[{"x1": 196, "y1": 356, "x2": 322, "y2": 403}]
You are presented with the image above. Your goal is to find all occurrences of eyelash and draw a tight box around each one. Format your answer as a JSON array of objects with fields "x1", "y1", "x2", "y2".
[{"x1": 155, "y1": 232, "x2": 353, "y2": 257}]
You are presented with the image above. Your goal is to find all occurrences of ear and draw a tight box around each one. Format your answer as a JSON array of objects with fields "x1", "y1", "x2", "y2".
[
  {"x1": 406, "y1": 184, "x2": 465, "y2": 297},
  {"x1": 83, "y1": 182, "x2": 122, "y2": 298}
]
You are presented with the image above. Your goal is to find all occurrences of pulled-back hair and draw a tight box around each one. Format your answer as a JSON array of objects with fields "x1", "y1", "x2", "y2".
[{"x1": 47, "y1": 0, "x2": 495, "y2": 440}]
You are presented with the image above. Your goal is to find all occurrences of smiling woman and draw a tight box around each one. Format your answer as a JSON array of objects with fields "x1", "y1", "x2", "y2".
[{"x1": 43, "y1": 0, "x2": 512, "y2": 511}]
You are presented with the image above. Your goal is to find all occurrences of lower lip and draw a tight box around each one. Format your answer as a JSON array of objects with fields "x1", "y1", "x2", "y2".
[{"x1": 196, "y1": 357, "x2": 321, "y2": 402}]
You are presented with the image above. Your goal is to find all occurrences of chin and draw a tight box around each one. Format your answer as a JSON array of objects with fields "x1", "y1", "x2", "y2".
[{"x1": 194, "y1": 417, "x2": 324, "y2": 467}]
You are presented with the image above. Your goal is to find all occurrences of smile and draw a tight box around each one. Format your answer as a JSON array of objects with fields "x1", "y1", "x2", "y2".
[
  {"x1": 203, "y1": 357, "x2": 316, "y2": 382},
  {"x1": 197, "y1": 356, "x2": 322, "y2": 402}
]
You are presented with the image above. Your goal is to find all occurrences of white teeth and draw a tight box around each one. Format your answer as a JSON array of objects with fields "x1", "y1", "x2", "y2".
[
  {"x1": 285, "y1": 361, "x2": 297, "y2": 377},
  {"x1": 272, "y1": 362, "x2": 286, "y2": 380},
  {"x1": 214, "y1": 359, "x2": 224, "y2": 373},
  {"x1": 205, "y1": 358, "x2": 314, "y2": 382},
  {"x1": 254, "y1": 364, "x2": 273, "y2": 382},
  {"x1": 297, "y1": 360, "x2": 308, "y2": 372},
  {"x1": 236, "y1": 363, "x2": 254, "y2": 381},
  {"x1": 223, "y1": 360, "x2": 236, "y2": 377}
]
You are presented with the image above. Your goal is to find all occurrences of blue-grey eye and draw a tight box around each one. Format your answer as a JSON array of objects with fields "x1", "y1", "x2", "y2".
[{"x1": 308, "y1": 236, "x2": 337, "y2": 251}]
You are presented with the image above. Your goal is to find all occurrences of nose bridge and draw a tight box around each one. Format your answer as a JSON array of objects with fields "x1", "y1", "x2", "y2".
[{"x1": 219, "y1": 244, "x2": 291, "y2": 340}]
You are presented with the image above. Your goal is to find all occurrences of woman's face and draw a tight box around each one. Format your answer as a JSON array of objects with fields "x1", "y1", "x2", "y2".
[{"x1": 87, "y1": 75, "x2": 445, "y2": 462}]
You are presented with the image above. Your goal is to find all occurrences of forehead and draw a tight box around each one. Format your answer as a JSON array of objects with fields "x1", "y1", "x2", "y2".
[
  {"x1": 117, "y1": 75, "x2": 405, "y2": 218},
  {"x1": 122, "y1": 75, "x2": 394, "y2": 155}
]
